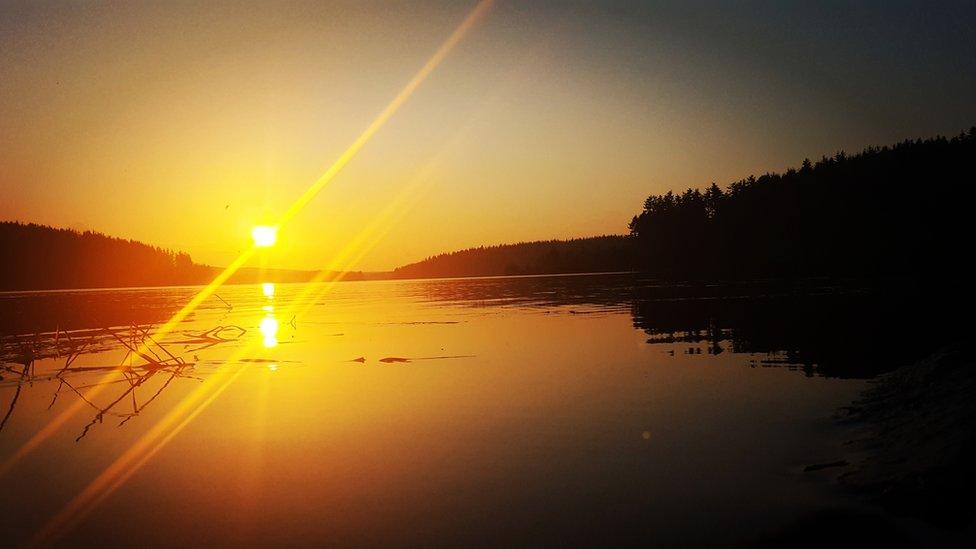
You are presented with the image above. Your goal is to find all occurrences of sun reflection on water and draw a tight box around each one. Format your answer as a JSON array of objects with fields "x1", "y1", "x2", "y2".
[
  {"x1": 259, "y1": 317, "x2": 279, "y2": 348},
  {"x1": 259, "y1": 283, "x2": 278, "y2": 348}
]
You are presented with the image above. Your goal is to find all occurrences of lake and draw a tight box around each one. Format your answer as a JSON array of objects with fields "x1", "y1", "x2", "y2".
[{"x1": 0, "y1": 273, "x2": 938, "y2": 546}]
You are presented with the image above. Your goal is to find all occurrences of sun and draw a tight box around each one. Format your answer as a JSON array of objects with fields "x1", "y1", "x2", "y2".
[{"x1": 251, "y1": 225, "x2": 278, "y2": 248}]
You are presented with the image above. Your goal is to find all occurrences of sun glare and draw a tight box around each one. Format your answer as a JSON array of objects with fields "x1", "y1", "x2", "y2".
[{"x1": 251, "y1": 225, "x2": 278, "y2": 248}]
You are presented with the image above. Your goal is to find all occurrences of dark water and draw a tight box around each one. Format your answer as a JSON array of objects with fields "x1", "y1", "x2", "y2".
[{"x1": 0, "y1": 273, "x2": 950, "y2": 546}]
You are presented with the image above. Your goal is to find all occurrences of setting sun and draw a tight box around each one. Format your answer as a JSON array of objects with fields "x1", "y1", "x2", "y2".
[{"x1": 251, "y1": 225, "x2": 278, "y2": 248}]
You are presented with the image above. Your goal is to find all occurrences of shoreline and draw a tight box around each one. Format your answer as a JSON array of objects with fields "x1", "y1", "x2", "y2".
[{"x1": 828, "y1": 342, "x2": 976, "y2": 526}]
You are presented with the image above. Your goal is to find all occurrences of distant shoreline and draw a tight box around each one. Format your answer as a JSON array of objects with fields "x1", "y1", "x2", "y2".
[
  {"x1": 6, "y1": 128, "x2": 974, "y2": 292},
  {"x1": 0, "y1": 269, "x2": 638, "y2": 295},
  {"x1": 0, "y1": 222, "x2": 635, "y2": 292}
]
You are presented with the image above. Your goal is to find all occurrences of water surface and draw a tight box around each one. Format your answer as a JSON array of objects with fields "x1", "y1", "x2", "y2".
[{"x1": 1, "y1": 274, "x2": 898, "y2": 546}]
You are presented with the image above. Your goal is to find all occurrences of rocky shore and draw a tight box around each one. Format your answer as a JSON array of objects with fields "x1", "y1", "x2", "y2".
[{"x1": 837, "y1": 342, "x2": 976, "y2": 526}]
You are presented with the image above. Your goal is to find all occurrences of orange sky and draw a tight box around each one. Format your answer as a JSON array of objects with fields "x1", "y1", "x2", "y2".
[{"x1": 3, "y1": 1, "x2": 975, "y2": 271}]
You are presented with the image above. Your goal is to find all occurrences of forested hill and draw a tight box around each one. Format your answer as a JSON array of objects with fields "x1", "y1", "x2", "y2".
[
  {"x1": 390, "y1": 236, "x2": 635, "y2": 279},
  {"x1": 0, "y1": 222, "x2": 213, "y2": 290},
  {"x1": 629, "y1": 128, "x2": 976, "y2": 281},
  {"x1": 0, "y1": 222, "x2": 360, "y2": 290}
]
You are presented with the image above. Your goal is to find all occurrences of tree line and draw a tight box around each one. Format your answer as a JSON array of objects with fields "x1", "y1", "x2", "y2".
[
  {"x1": 3, "y1": 128, "x2": 974, "y2": 289},
  {"x1": 391, "y1": 236, "x2": 635, "y2": 279},
  {"x1": 0, "y1": 222, "x2": 213, "y2": 290},
  {"x1": 629, "y1": 128, "x2": 976, "y2": 281}
]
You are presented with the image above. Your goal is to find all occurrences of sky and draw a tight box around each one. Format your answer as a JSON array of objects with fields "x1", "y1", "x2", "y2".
[{"x1": 2, "y1": 0, "x2": 975, "y2": 271}]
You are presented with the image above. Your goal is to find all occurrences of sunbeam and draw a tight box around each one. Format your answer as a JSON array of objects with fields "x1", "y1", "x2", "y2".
[{"x1": 27, "y1": 2, "x2": 495, "y2": 544}]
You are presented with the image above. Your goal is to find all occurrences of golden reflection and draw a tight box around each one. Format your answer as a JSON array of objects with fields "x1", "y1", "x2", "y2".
[
  {"x1": 259, "y1": 316, "x2": 279, "y2": 348},
  {"x1": 260, "y1": 282, "x2": 278, "y2": 348}
]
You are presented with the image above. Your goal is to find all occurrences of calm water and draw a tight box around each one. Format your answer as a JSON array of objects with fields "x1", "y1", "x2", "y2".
[{"x1": 0, "y1": 274, "x2": 910, "y2": 546}]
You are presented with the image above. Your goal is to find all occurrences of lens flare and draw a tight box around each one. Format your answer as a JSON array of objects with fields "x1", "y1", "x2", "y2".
[{"x1": 28, "y1": 2, "x2": 496, "y2": 545}]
